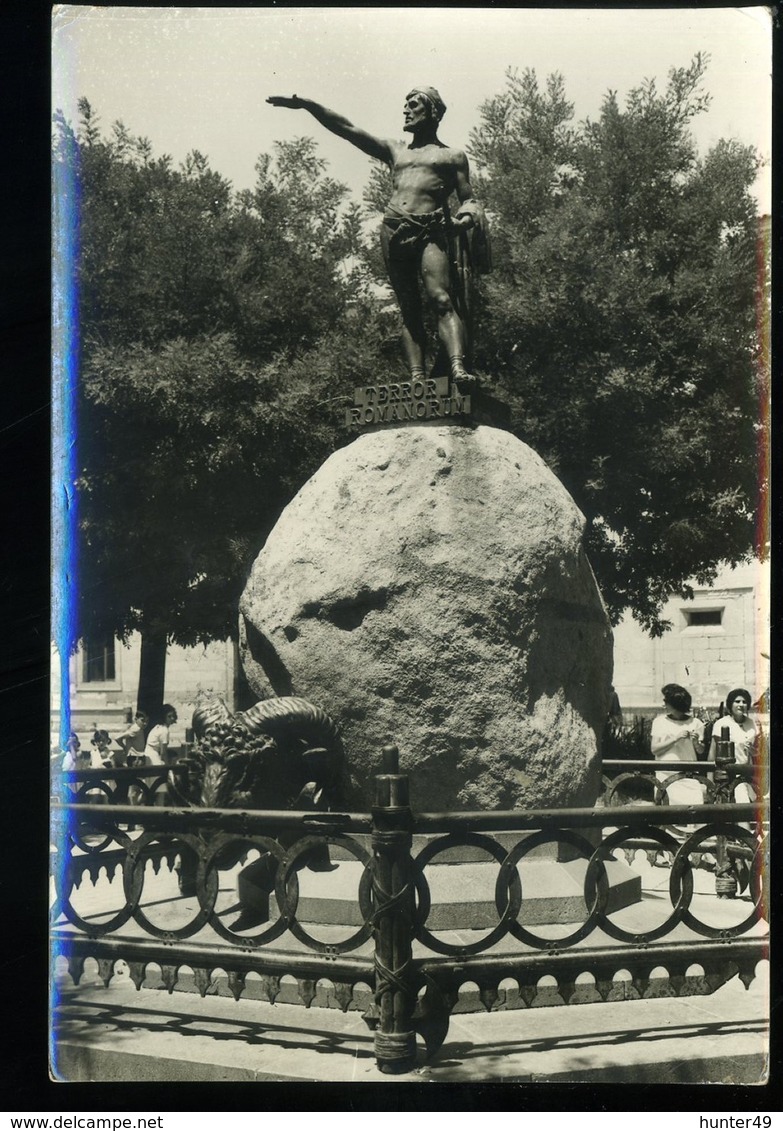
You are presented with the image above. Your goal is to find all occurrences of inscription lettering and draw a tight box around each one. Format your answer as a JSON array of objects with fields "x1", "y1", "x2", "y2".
[{"x1": 346, "y1": 375, "x2": 472, "y2": 428}]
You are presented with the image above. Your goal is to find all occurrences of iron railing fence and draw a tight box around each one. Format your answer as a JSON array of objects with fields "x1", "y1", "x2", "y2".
[
  {"x1": 53, "y1": 763, "x2": 173, "y2": 807},
  {"x1": 600, "y1": 758, "x2": 761, "y2": 807},
  {"x1": 50, "y1": 748, "x2": 768, "y2": 1074},
  {"x1": 54, "y1": 755, "x2": 760, "y2": 809}
]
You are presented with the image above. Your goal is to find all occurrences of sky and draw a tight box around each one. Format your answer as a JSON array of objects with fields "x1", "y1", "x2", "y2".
[{"x1": 52, "y1": 6, "x2": 772, "y2": 212}]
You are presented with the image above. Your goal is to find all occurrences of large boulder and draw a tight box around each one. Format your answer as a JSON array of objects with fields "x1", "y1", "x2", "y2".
[{"x1": 239, "y1": 424, "x2": 613, "y2": 810}]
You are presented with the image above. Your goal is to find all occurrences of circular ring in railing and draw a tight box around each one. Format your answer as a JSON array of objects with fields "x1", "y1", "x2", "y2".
[
  {"x1": 603, "y1": 771, "x2": 657, "y2": 807},
  {"x1": 702, "y1": 780, "x2": 719, "y2": 804},
  {"x1": 590, "y1": 824, "x2": 684, "y2": 943},
  {"x1": 73, "y1": 780, "x2": 115, "y2": 804},
  {"x1": 748, "y1": 835, "x2": 766, "y2": 908},
  {"x1": 53, "y1": 826, "x2": 136, "y2": 936},
  {"x1": 125, "y1": 771, "x2": 169, "y2": 807},
  {"x1": 411, "y1": 832, "x2": 520, "y2": 956},
  {"x1": 63, "y1": 782, "x2": 123, "y2": 855},
  {"x1": 671, "y1": 823, "x2": 766, "y2": 938},
  {"x1": 701, "y1": 778, "x2": 751, "y2": 805},
  {"x1": 125, "y1": 831, "x2": 213, "y2": 941},
  {"x1": 129, "y1": 779, "x2": 158, "y2": 806},
  {"x1": 68, "y1": 810, "x2": 121, "y2": 855},
  {"x1": 499, "y1": 828, "x2": 608, "y2": 949},
  {"x1": 199, "y1": 832, "x2": 291, "y2": 947},
  {"x1": 274, "y1": 833, "x2": 374, "y2": 954},
  {"x1": 652, "y1": 770, "x2": 708, "y2": 808}
]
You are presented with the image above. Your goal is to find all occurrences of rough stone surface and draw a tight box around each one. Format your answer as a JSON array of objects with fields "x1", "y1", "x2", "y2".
[{"x1": 239, "y1": 424, "x2": 613, "y2": 810}]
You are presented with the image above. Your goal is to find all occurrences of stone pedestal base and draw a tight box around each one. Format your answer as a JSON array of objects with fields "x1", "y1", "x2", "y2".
[
  {"x1": 237, "y1": 854, "x2": 641, "y2": 930},
  {"x1": 239, "y1": 423, "x2": 614, "y2": 813}
]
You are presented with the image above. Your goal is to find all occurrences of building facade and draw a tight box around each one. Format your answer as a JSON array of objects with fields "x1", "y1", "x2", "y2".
[
  {"x1": 611, "y1": 560, "x2": 769, "y2": 717},
  {"x1": 51, "y1": 561, "x2": 769, "y2": 751},
  {"x1": 50, "y1": 635, "x2": 237, "y2": 752}
]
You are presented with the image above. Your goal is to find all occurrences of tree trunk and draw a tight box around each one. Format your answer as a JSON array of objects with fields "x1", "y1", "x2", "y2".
[
  {"x1": 232, "y1": 638, "x2": 256, "y2": 711},
  {"x1": 137, "y1": 628, "x2": 168, "y2": 719}
]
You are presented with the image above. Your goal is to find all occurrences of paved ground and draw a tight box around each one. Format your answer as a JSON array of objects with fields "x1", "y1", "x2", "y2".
[
  {"x1": 50, "y1": 840, "x2": 769, "y2": 1084},
  {"x1": 52, "y1": 965, "x2": 768, "y2": 1084}
]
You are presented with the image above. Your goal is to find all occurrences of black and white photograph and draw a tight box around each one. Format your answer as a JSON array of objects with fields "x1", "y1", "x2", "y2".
[{"x1": 49, "y1": 5, "x2": 772, "y2": 1093}]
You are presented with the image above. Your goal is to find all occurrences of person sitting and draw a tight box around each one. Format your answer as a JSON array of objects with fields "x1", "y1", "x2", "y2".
[
  {"x1": 91, "y1": 728, "x2": 113, "y2": 763},
  {"x1": 650, "y1": 684, "x2": 706, "y2": 853},
  {"x1": 84, "y1": 730, "x2": 116, "y2": 804},
  {"x1": 61, "y1": 733, "x2": 95, "y2": 802},
  {"x1": 709, "y1": 687, "x2": 757, "y2": 804}
]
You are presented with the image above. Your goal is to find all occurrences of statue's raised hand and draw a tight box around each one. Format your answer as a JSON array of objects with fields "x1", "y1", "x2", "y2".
[{"x1": 266, "y1": 95, "x2": 303, "y2": 109}]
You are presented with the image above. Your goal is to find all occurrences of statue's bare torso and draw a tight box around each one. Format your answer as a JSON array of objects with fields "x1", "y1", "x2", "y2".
[
  {"x1": 267, "y1": 89, "x2": 478, "y2": 379},
  {"x1": 387, "y1": 141, "x2": 468, "y2": 215}
]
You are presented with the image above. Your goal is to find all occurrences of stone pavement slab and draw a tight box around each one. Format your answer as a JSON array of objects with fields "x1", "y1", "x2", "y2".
[{"x1": 52, "y1": 963, "x2": 768, "y2": 1084}]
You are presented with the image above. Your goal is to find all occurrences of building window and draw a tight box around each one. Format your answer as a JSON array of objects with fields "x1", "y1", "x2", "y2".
[
  {"x1": 684, "y1": 608, "x2": 723, "y2": 628},
  {"x1": 82, "y1": 633, "x2": 116, "y2": 682}
]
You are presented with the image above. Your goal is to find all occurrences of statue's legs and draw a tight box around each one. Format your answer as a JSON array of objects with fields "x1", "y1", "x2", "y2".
[
  {"x1": 382, "y1": 227, "x2": 473, "y2": 380},
  {"x1": 382, "y1": 226, "x2": 427, "y2": 378},
  {"x1": 389, "y1": 284, "x2": 427, "y2": 377},
  {"x1": 420, "y1": 242, "x2": 472, "y2": 380}
]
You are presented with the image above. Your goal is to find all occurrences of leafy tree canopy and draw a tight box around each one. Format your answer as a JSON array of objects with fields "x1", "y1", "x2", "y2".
[
  {"x1": 468, "y1": 55, "x2": 767, "y2": 631},
  {"x1": 54, "y1": 51, "x2": 768, "y2": 679},
  {"x1": 53, "y1": 99, "x2": 392, "y2": 662}
]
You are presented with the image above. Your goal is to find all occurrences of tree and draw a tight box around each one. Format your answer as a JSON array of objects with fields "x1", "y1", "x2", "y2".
[
  {"x1": 53, "y1": 101, "x2": 391, "y2": 717},
  {"x1": 468, "y1": 56, "x2": 767, "y2": 631},
  {"x1": 53, "y1": 51, "x2": 768, "y2": 729}
]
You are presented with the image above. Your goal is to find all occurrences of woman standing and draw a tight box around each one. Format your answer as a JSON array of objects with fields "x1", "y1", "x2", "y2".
[
  {"x1": 145, "y1": 704, "x2": 178, "y2": 766},
  {"x1": 144, "y1": 704, "x2": 179, "y2": 806}
]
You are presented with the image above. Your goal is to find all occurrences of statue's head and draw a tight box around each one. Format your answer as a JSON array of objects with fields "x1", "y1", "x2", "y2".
[{"x1": 404, "y1": 87, "x2": 446, "y2": 131}]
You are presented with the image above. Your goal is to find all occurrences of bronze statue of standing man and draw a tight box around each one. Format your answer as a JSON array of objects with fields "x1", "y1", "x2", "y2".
[{"x1": 267, "y1": 88, "x2": 490, "y2": 382}]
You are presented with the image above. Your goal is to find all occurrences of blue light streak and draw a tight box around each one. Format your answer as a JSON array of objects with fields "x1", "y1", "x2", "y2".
[{"x1": 52, "y1": 121, "x2": 81, "y2": 751}]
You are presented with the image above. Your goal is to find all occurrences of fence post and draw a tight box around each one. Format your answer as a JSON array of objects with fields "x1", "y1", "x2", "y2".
[
  {"x1": 371, "y1": 744, "x2": 417, "y2": 1074},
  {"x1": 713, "y1": 725, "x2": 737, "y2": 899}
]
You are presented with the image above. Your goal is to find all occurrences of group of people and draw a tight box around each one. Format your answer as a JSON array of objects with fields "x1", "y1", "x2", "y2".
[
  {"x1": 651, "y1": 683, "x2": 760, "y2": 806},
  {"x1": 59, "y1": 705, "x2": 179, "y2": 772}
]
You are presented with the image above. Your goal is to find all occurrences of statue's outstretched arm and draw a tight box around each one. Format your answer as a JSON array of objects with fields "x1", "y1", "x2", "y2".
[{"x1": 267, "y1": 95, "x2": 393, "y2": 164}]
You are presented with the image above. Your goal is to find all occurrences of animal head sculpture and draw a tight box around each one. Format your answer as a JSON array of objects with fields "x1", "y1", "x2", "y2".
[{"x1": 170, "y1": 695, "x2": 343, "y2": 811}]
